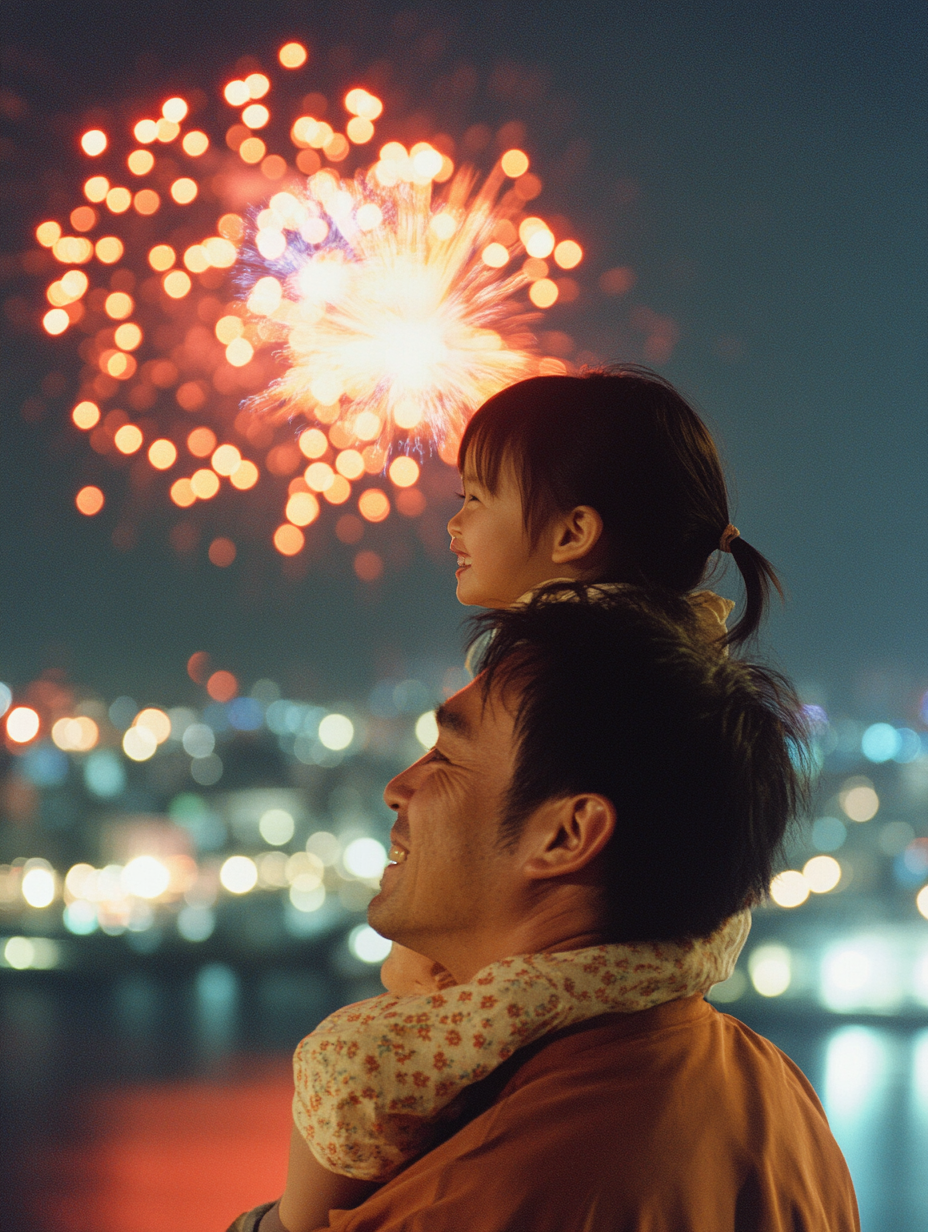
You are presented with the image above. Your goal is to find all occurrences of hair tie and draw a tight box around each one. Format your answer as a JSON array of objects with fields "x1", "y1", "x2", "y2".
[{"x1": 719, "y1": 524, "x2": 740, "y2": 553}]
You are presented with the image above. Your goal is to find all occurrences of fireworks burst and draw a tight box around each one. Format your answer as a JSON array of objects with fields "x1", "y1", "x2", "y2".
[{"x1": 24, "y1": 40, "x2": 592, "y2": 570}]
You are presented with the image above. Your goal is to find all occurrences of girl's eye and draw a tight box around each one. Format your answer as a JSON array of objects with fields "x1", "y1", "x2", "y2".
[{"x1": 454, "y1": 491, "x2": 464, "y2": 500}]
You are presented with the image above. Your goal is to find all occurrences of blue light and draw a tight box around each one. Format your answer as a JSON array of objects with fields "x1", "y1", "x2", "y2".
[
  {"x1": 893, "y1": 728, "x2": 923, "y2": 763},
  {"x1": 83, "y1": 749, "x2": 126, "y2": 798},
  {"x1": 226, "y1": 696, "x2": 263, "y2": 731},
  {"x1": 861, "y1": 723, "x2": 900, "y2": 763},
  {"x1": 22, "y1": 744, "x2": 68, "y2": 787},
  {"x1": 812, "y1": 816, "x2": 847, "y2": 851},
  {"x1": 0, "y1": 682, "x2": 11, "y2": 717}
]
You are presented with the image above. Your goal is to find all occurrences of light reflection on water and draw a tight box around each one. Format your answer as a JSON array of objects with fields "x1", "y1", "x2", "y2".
[{"x1": 1, "y1": 975, "x2": 926, "y2": 1232}]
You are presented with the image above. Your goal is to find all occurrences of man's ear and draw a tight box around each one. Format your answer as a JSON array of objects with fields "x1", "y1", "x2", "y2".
[
  {"x1": 550, "y1": 506, "x2": 604, "y2": 565},
  {"x1": 520, "y1": 794, "x2": 616, "y2": 880}
]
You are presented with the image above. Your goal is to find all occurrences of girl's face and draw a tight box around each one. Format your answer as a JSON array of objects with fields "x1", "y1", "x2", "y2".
[{"x1": 447, "y1": 462, "x2": 564, "y2": 608}]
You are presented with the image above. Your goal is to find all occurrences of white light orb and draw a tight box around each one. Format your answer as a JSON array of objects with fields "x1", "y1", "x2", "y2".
[
  {"x1": 415, "y1": 710, "x2": 438, "y2": 749},
  {"x1": 802, "y1": 855, "x2": 842, "y2": 894},
  {"x1": 22, "y1": 867, "x2": 56, "y2": 909},
  {"x1": 259, "y1": 808, "x2": 295, "y2": 846},
  {"x1": 749, "y1": 945, "x2": 792, "y2": 997},
  {"x1": 343, "y1": 838, "x2": 388, "y2": 880},
  {"x1": 123, "y1": 725, "x2": 158, "y2": 761},
  {"x1": 220, "y1": 855, "x2": 258, "y2": 894},
  {"x1": 122, "y1": 855, "x2": 170, "y2": 899},
  {"x1": 769, "y1": 870, "x2": 810, "y2": 908},
  {"x1": 348, "y1": 924, "x2": 392, "y2": 964},
  {"x1": 318, "y1": 713, "x2": 354, "y2": 751}
]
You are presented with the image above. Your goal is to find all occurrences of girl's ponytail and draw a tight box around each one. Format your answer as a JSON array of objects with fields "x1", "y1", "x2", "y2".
[{"x1": 726, "y1": 534, "x2": 783, "y2": 647}]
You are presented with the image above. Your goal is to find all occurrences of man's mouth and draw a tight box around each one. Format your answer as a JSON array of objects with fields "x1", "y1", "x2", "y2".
[{"x1": 388, "y1": 838, "x2": 408, "y2": 865}]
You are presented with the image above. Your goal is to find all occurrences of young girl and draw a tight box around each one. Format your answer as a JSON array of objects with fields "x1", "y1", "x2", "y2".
[{"x1": 235, "y1": 367, "x2": 782, "y2": 1232}]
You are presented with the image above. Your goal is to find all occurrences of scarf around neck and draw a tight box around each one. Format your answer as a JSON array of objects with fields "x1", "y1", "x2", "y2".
[{"x1": 292, "y1": 909, "x2": 750, "y2": 1181}]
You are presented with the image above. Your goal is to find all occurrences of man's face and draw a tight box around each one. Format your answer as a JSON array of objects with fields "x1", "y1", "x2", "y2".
[{"x1": 369, "y1": 678, "x2": 521, "y2": 970}]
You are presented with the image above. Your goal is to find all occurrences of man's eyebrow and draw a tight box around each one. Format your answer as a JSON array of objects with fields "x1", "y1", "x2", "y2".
[{"x1": 435, "y1": 702, "x2": 470, "y2": 738}]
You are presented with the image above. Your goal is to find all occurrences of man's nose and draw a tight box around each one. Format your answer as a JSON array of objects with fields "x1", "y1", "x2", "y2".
[{"x1": 383, "y1": 759, "x2": 422, "y2": 813}]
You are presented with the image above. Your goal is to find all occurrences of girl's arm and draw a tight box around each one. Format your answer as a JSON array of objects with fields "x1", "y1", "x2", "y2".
[
  {"x1": 269, "y1": 1124, "x2": 378, "y2": 1232},
  {"x1": 380, "y1": 943, "x2": 456, "y2": 994}
]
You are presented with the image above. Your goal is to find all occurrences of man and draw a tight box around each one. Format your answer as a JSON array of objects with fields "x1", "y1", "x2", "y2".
[{"x1": 242, "y1": 587, "x2": 859, "y2": 1231}]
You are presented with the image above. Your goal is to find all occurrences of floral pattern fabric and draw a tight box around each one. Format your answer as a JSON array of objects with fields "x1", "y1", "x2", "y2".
[{"x1": 293, "y1": 910, "x2": 751, "y2": 1180}]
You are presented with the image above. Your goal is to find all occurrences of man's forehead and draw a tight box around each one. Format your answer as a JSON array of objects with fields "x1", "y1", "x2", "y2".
[{"x1": 435, "y1": 675, "x2": 513, "y2": 739}]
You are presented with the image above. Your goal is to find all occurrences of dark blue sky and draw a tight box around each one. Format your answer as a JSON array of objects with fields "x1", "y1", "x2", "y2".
[{"x1": 2, "y1": 0, "x2": 925, "y2": 717}]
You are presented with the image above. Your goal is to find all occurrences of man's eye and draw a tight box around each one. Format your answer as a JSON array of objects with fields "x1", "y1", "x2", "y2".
[{"x1": 426, "y1": 747, "x2": 450, "y2": 764}]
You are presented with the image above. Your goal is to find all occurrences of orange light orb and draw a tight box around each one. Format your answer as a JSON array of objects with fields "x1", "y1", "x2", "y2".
[
  {"x1": 84, "y1": 176, "x2": 109, "y2": 203},
  {"x1": 354, "y1": 550, "x2": 384, "y2": 582},
  {"x1": 528, "y1": 278, "x2": 559, "y2": 308},
  {"x1": 114, "y1": 322, "x2": 142, "y2": 351},
  {"x1": 273, "y1": 524, "x2": 304, "y2": 556},
  {"x1": 279, "y1": 42, "x2": 308, "y2": 68},
  {"x1": 128, "y1": 149, "x2": 155, "y2": 175},
  {"x1": 298, "y1": 428, "x2": 328, "y2": 459},
  {"x1": 242, "y1": 104, "x2": 270, "y2": 130},
  {"x1": 104, "y1": 186, "x2": 131, "y2": 214},
  {"x1": 481, "y1": 243, "x2": 509, "y2": 268},
  {"x1": 81, "y1": 129, "x2": 107, "y2": 156},
  {"x1": 206, "y1": 670, "x2": 238, "y2": 702},
  {"x1": 358, "y1": 489, "x2": 390, "y2": 523},
  {"x1": 501, "y1": 148, "x2": 529, "y2": 178},
  {"x1": 76, "y1": 485, "x2": 105, "y2": 515},
  {"x1": 95, "y1": 236, "x2": 124, "y2": 264},
  {"x1": 162, "y1": 97, "x2": 188, "y2": 123},
  {"x1": 553, "y1": 239, "x2": 583, "y2": 269},
  {"x1": 72, "y1": 401, "x2": 100, "y2": 430},
  {"x1": 208, "y1": 538, "x2": 237, "y2": 567},
  {"x1": 388, "y1": 456, "x2": 419, "y2": 488},
  {"x1": 225, "y1": 338, "x2": 254, "y2": 367},
  {"x1": 134, "y1": 119, "x2": 158, "y2": 144},
  {"x1": 170, "y1": 178, "x2": 198, "y2": 205},
  {"x1": 187, "y1": 427, "x2": 217, "y2": 457},
  {"x1": 70, "y1": 206, "x2": 97, "y2": 232},
  {"x1": 133, "y1": 189, "x2": 160, "y2": 215},
  {"x1": 346, "y1": 117, "x2": 375, "y2": 144},
  {"x1": 245, "y1": 73, "x2": 271, "y2": 99},
  {"x1": 114, "y1": 424, "x2": 143, "y2": 455},
  {"x1": 190, "y1": 468, "x2": 220, "y2": 500},
  {"x1": 229, "y1": 459, "x2": 259, "y2": 490},
  {"x1": 156, "y1": 118, "x2": 180, "y2": 143},
  {"x1": 43, "y1": 308, "x2": 70, "y2": 335},
  {"x1": 182, "y1": 131, "x2": 209, "y2": 156},
  {"x1": 36, "y1": 220, "x2": 62, "y2": 247},
  {"x1": 105, "y1": 291, "x2": 134, "y2": 320},
  {"x1": 335, "y1": 449, "x2": 364, "y2": 480},
  {"x1": 163, "y1": 270, "x2": 191, "y2": 298},
  {"x1": 224, "y1": 80, "x2": 250, "y2": 106},
  {"x1": 148, "y1": 439, "x2": 177, "y2": 470},
  {"x1": 170, "y1": 478, "x2": 196, "y2": 507},
  {"x1": 211, "y1": 444, "x2": 242, "y2": 476},
  {"x1": 305, "y1": 461, "x2": 335, "y2": 492},
  {"x1": 286, "y1": 491, "x2": 320, "y2": 526},
  {"x1": 239, "y1": 137, "x2": 266, "y2": 164}
]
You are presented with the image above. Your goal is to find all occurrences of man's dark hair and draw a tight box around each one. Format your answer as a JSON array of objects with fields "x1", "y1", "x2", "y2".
[{"x1": 470, "y1": 584, "x2": 811, "y2": 941}]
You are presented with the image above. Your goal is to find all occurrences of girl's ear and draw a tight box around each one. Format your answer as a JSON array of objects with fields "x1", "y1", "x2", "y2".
[{"x1": 550, "y1": 505, "x2": 604, "y2": 564}]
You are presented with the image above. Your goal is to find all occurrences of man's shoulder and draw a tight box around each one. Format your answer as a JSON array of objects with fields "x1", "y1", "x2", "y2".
[{"x1": 324, "y1": 997, "x2": 859, "y2": 1232}]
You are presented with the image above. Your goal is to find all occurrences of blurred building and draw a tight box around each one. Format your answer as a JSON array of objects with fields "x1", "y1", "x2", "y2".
[{"x1": 1, "y1": 672, "x2": 926, "y2": 1017}]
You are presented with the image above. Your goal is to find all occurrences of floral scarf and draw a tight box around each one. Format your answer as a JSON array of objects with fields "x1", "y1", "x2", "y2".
[{"x1": 293, "y1": 910, "x2": 750, "y2": 1180}]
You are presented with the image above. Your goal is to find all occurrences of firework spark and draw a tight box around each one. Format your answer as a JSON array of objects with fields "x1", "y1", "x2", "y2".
[
  {"x1": 26, "y1": 41, "x2": 589, "y2": 567},
  {"x1": 241, "y1": 162, "x2": 547, "y2": 458}
]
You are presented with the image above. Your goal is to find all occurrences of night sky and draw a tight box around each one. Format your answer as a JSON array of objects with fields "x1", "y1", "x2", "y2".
[{"x1": 2, "y1": 0, "x2": 925, "y2": 717}]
